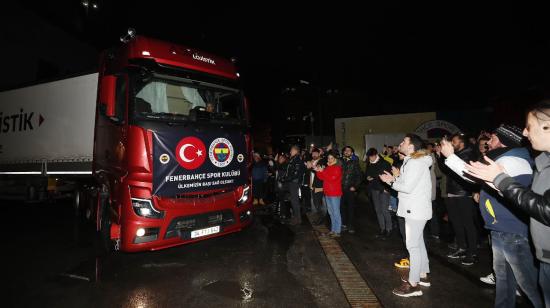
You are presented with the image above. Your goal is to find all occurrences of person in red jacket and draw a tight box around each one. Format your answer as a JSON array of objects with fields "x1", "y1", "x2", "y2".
[{"x1": 316, "y1": 151, "x2": 343, "y2": 237}]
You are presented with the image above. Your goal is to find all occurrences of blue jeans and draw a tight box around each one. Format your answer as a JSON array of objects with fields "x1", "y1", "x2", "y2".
[
  {"x1": 389, "y1": 195, "x2": 398, "y2": 212},
  {"x1": 491, "y1": 231, "x2": 543, "y2": 308},
  {"x1": 325, "y1": 196, "x2": 341, "y2": 233},
  {"x1": 540, "y1": 262, "x2": 550, "y2": 308}
]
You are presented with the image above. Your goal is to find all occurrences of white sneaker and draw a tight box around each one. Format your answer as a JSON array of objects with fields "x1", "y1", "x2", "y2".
[{"x1": 480, "y1": 273, "x2": 495, "y2": 285}]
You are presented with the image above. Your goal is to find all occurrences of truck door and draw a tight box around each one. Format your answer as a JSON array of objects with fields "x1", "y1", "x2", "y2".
[{"x1": 94, "y1": 74, "x2": 128, "y2": 200}]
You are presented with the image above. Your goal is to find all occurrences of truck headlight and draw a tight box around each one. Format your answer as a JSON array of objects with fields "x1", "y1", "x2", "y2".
[
  {"x1": 131, "y1": 198, "x2": 164, "y2": 219},
  {"x1": 237, "y1": 185, "x2": 250, "y2": 205}
]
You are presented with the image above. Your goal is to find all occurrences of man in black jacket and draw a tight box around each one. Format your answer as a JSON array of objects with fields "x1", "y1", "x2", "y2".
[
  {"x1": 341, "y1": 146, "x2": 363, "y2": 233},
  {"x1": 439, "y1": 133, "x2": 479, "y2": 264},
  {"x1": 365, "y1": 148, "x2": 393, "y2": 237},
  {"x1": 280, "y1": 145, "x2": 305, "y2": 225},
  {"x1": 274, "y1": 153, "x2": 289, "y2": 219},
  {"x1": 306, "y1": 148, "x2": 328, "y2": 225}
]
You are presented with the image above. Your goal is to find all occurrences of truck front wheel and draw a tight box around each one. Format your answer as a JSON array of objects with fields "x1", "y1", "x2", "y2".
[{"x1": 97, "y1": 192, "x2": 117, "y2": 253}]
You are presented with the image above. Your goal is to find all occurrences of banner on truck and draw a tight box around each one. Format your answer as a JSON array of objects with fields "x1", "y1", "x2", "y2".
[{"x1": 153, "y1": 129, "x2": 248, "y2": 196}]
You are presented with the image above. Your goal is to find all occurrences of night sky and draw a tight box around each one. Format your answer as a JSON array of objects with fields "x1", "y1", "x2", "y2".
[{"x1": 11, "y1": 1, "x2": 550, "y2": 148}]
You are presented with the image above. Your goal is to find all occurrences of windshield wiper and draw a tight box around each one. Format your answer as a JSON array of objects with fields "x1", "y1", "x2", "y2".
[
  {"x1": 154, "y1": 112, "x2": 188, "y2": 119},
  {"x1": 138, "y1": 112, "x2": 243, "y2": 126},
  {"x1": 139, "y1": 112, "x2": 188, "y2": 121}
]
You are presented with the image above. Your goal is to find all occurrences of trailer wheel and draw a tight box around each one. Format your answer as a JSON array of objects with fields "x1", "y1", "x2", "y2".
[
  {"x1": 27, "y1": 185, "x2": 37, "y2": 202},
  {"x1": 74, "y1": 189, "x2": 83, "y2": 217}
]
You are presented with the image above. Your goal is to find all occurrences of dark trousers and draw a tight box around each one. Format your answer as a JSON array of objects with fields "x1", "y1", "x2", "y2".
[
  {"x1": 371, "y1": 189, "x2": 392, "y2": 232},
  {"x1": 429, "y1": 200, "x2": 440, "y2": 237},
  {"x1": 399, "y1": 216, "x2": 406, "y2": 246},
  {"x1": 252, "y1": 180, "x2": 265, "y2": 199},
  {"x1": 340, "y1": 189, "x2": 356, "y2": 229},
  {"x1": 301, "y1": 185, "x2": 311, "y2": 212},
  {"x1": 266, "y1": 176, "x2": 277, "y2": 202},
  {"x1": 283, "y1": 182, "x2": 301, "y2": 221},
  {"x1": 446, "y1": 196, "x2": 478, "y2": 256},
  {"x1": 312, "y1": 190, "x2": 325, "y2": 216}
]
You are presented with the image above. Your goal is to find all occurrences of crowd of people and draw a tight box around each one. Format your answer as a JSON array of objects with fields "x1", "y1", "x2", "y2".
[{"x1": 250, "y1": 100, "x2": 550, "y2": 306}]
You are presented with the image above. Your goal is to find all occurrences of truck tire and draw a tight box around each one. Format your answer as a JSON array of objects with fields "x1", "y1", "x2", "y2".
[{"x1": 97, "y1": 193, "x2": 116, "y2": 254}]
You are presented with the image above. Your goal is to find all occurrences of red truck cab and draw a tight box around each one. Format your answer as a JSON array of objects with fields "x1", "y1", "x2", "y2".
[{"x1": 94, "y1": 35, "x2": 253, "y2": 252}]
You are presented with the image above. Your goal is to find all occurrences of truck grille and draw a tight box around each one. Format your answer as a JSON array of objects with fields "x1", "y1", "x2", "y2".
[{"x1": 164, "y1": 210, "x2": 235, "y2": 239}]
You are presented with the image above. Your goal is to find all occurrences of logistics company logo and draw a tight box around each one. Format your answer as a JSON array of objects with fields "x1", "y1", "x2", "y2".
[
  {"x1": 0, "y1": 109, "x2": 44, "y2": 134},
  {"x1": 192, "y1": 53, "x2": 216, "y2": 65},
  {"x1": 159, "y1": 153, "x2": 170, "y2": 164},
  {"x1": 209, "y1": 138, "x2": 234, "y2": 168},
  {"x1": 175, "y1": 137, "x2": 206, "y2": 170}
]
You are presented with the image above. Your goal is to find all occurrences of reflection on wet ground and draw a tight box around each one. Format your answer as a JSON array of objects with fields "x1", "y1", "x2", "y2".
[
  {"x1": 5, "y1": 201, "x2": 348, "y2": 307},
  {"x1": 202, "y1": 280, "x2": 253, "y2": 302}
]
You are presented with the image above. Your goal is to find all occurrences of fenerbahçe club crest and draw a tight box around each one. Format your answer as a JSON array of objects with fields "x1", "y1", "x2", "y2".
[{"x1": 209, "y1": 138, "x2": 234, "y2": 168}]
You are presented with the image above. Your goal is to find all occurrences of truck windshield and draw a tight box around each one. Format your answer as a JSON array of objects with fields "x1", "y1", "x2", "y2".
[{"x1": 132, "y1": 75, "x2": 244, "y2": 124}]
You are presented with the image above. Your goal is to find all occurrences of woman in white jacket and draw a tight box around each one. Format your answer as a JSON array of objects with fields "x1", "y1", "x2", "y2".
[{"x1": 381, "y1": 133, "x2": 433, "y2": 297}]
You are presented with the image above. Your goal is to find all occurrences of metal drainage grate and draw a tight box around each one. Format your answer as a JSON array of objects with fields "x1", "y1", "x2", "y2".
[{"x1": 308, "y1": 214, "x2": 382, "y2": 308}]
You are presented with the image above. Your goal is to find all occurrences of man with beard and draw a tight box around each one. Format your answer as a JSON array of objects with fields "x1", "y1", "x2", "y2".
[
  {"x1": 307, "y1": 148, "x2": 328, "y2": 225},
  {"x1": 440, "y1": 133, "x2": 479, "y2": 265},
  {"x1": 340, "y1": 146, "x2": 363, "y2": 234},
  {"x1": 365, "y1": 147, "x2": 393, "y2": 237},
  {"x1": 440, "y1": 125, "x2": 542, "y2": 307},
  {"x1": 380, "y1": 134, "x2": 433, "y2": 297},
  {"x1": 279, "y1": 145, "x2": 305, "y2": 225}
]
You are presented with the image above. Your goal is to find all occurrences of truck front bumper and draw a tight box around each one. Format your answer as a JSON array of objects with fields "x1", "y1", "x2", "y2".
[{"x1": 119, "y1": 200, "x2": 253, "y2": 252}]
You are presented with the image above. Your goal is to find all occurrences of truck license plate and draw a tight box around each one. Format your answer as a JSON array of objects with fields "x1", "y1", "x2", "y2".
[{"x1": 190, "y1": 226, "x2": 220, "y2": 239}]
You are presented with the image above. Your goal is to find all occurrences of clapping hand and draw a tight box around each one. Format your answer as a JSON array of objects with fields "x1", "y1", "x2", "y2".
[
  {"x1": 379, "y1": 171, "x2": 394, "y2": 184},
  {"x1": 434, "y1": 144, "x2": 442, "y2": 156},
  {"x1": 464, "y1": 156, "x2": 506, "y2": 183},
  {"x1": 391, "y1": 166, "x2": 400, "y2": 177},
  {"x1": 440, "y1": 138, "x2": 454, "y2": 158}
]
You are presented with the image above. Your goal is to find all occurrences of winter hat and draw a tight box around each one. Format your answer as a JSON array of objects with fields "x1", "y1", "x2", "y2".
[{"x1": 493, "y1": 124, "x2": 524, "y2": 148}]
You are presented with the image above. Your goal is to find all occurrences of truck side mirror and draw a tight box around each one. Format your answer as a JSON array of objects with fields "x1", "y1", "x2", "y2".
[{"x1": 100, "y1": 75, "x2": 117, "y2": 117}]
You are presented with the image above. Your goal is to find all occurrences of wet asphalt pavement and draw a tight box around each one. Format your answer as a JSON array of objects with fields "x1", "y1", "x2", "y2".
[
  {"x1": 340, "y1": 200, "x2": 534, "y2": 308},
  {"x1": 3, "y1": 198, "x2": 537, "y2": 307},
  {"x1": 4, "y1": 201, "x2": 347, "y2": 308}
]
